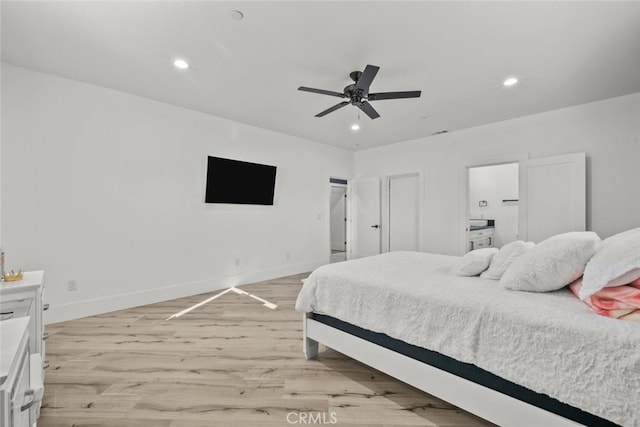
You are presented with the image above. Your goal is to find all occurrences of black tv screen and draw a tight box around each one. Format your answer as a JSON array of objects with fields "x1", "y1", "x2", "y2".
[{"x1": 205, "y1": 156, "x2": 277, "y2": 205}]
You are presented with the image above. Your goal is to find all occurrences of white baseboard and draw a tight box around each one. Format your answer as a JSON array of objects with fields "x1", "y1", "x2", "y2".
[{"x1": 45, "y1": 259, "x2": 326, "y2": 324}]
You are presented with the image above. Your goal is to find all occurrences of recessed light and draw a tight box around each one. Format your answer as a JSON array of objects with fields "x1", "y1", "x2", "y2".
[
  {"x1": 503, "y1": 77, "x2": 518, "y2": 87},
  {"x1": 230, "y1": 10, "x2": 244, "y2": 20},
  {"x1": 351, "y1": 124, "x2": 360, "y2": 131},
  {"x1": 173, "y1": 59, "x2": 190, "y2": 70}
]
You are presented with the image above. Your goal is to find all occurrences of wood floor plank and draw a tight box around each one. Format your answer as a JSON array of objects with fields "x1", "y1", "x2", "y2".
[
  {"x1": 37, "y1": 418, "x2": 172, "y2": 427},
  {"x1": 39, "y1": 275, "x2": 492, "y2": 427}
]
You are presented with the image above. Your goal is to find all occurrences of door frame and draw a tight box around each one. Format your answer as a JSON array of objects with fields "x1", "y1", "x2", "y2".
[
  {"x1": 458, "y1": 153, "x2": 529, "y2": 255},
  {"x1": 383, "y1": 171, "x2": 424, "y2": 252},
  {"x1": 327, "y1": 178, "x2": 349, "y2": 262}
]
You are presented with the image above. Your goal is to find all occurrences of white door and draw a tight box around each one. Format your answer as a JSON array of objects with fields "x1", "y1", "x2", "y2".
[
  {"x1": 389, "y1": 174, "x2": 419, "y2": 251},
  {"x1": 350, "y1": 177, "x2": 381, "y2": 259},
  {"x1": 519, "y1": 152, "x2": 586, "y2": 242},
  {"x1": 330, "y1": 186, "x2": 347, "y2": 251}
]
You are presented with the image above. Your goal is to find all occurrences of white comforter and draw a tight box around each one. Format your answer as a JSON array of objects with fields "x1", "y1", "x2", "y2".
[{"x1": 295, "y1": 251, "x2": 640, "y2": 426}]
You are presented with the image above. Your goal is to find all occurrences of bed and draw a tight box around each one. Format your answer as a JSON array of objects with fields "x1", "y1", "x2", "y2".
[{"x1": 295, "y1": 251, "x2": 640, "y2": 427}]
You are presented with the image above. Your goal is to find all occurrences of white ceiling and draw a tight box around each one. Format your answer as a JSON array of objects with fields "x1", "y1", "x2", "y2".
[{"x1": 2, "y1": 1, "x2": 640, "y2": 150}]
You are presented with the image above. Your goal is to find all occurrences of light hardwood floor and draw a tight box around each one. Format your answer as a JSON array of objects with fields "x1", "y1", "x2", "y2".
[{"x1": 41, "y1": 274, "x2": 492, "y2": 427}]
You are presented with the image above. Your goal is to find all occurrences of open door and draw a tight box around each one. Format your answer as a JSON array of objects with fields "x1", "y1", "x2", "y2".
[
  {"x1": 519, "y1": 152, "x2": 586, "y2": 242},
  {"x1": 350, "y1": 177, "x2": 381, "y2": 259}
]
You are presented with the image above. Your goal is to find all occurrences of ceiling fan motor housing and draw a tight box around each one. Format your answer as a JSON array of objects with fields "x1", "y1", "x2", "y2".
[
  {"x1": 346, "y1": 70, "x2": 369, "y2": 105},
  {"x1": 343, "y1": 83, "x2": 365, "y2": 105}
]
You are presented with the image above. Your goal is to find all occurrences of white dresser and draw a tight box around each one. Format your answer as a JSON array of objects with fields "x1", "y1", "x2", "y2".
[
  {"x1": 468, "y1": 228, "x2": 495, "y2": 251},
  {"x1": 0, "y1": 318, "x2": 32, "y2": 427},
  {"x1": 0, "y1": 272, "x2": 46, "y2": 425}
]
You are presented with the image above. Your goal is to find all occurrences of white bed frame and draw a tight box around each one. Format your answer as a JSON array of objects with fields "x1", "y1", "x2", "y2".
[{"x1": 303, "y1": 314, "x2": 582, "y2": 427}]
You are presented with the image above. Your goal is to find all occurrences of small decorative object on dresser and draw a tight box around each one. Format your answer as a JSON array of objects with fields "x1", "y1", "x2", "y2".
[
  {"x1": 2, "y1": 271, "x2": 24, "y2": 283},
  {"x1": 0, "y1": 249, "x2": 23, "y2": 282}
]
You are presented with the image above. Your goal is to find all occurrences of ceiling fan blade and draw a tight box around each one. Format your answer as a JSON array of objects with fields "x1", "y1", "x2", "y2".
[
  {"x1": 315, "y1": 101, "x2": 350, "y2": 117},
  {"x1": 353, "y1": 65, "x2": 380, "y2": 93},
  {"x1": 357, "y1": 101, "x2": 380, "y2": 119},
  {"x1": 368, "y1": 90, "x2": 422, "y2": 101},
  {"x1": 298, "y1": 86, "x2": 345, "y2": 98}
]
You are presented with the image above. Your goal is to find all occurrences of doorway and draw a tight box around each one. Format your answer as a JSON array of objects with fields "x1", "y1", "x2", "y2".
[
  {"x1": 329, "y1": 178, "x2": 348, "y2": 263},
  {"x1": 467, "y1": 163, "x2": 519, "y2": 250},
  {"x1": 461, "y1": 152, "x2": 586, "y2": 253}
]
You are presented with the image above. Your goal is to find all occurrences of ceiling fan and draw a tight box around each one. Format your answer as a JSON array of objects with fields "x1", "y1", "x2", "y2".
[{"x1": 298, "y1": 64, "x2": 421, "y2": 119}]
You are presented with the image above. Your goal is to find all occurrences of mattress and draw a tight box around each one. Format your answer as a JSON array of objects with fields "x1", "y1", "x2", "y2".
[{"x1": 295, "y1": 251, "x2": 640, "y2": 426}]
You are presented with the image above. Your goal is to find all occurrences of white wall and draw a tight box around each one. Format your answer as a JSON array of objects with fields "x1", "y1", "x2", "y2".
[
  {"x1": 1, "y1": 64, "x2": 354, "y2": 323},
  {"x1": 469, "y1": 163, "x2": 519, "y2": 247},
  {"x1": 355, "y1": 92, "x2": 640, "y2": 255},
  {"x1": 0, "y1": 60, "x2": 3, "y2": 251}
]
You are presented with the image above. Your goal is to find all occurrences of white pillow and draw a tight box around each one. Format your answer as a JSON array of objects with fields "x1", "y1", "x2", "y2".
[
  {"x1": 480, "y1": 240, "x2": 535, "y2": 280},
  {"x1": 579, "y1": 228, "x2": 640, "y2": 299},
  {"x1": 500, "y1": 231, "x2": 601, "y2": 292},
  {"x1": 454, "y1": 248, "x2": 499, "y2": 277},
  {"x1": 600, "y1": 227, "x2": 640, "y2": 248}
]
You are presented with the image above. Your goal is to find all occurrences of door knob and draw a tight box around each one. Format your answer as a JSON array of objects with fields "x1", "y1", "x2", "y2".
[{"x1": 371, "y1": 225, "x2": 380, "y2": 229}]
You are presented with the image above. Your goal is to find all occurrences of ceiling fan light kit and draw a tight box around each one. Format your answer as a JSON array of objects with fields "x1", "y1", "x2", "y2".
[{"x1": 299, "y1": 64, "x2": 421, "y2": 119}]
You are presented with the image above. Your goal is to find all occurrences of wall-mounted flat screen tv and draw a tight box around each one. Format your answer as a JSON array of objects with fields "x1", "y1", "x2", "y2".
[{"x1": 205, "y1": 156, "x2": 277, "y2": 205}]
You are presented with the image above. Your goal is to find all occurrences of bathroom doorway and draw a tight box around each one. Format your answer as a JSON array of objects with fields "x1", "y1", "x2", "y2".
[
  {"x1": 467, "y1": 163, "x2": 519, "y2": 250},
  {"x1": 461, "y1": 153, "x2": 586, "y2": 253}
]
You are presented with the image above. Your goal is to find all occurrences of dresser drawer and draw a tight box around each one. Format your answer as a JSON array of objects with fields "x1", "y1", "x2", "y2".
[
  {"x1": 469, "y1": 229, "x2": 494, "y2": 239},
  {"x1": 469, "y1": 236, "x2": 493, "y2": 251},
  {"x1": 0, "y1": 299, "x2": 33, "y2": 322}
]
